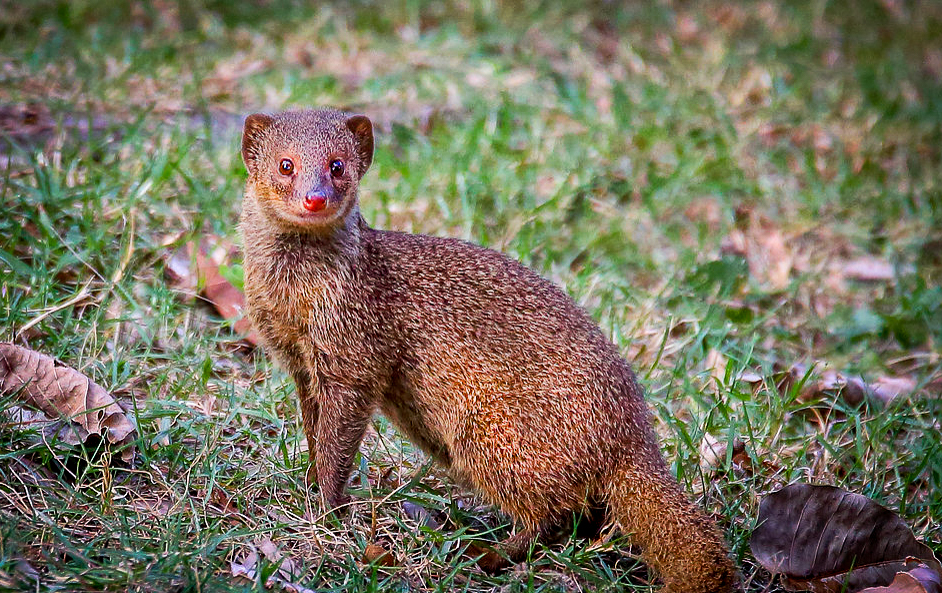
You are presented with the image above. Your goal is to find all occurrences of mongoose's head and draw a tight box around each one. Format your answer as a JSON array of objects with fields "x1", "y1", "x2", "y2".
[{"x1": 241, "y1": 109, "x2": 373, "y2": 232}]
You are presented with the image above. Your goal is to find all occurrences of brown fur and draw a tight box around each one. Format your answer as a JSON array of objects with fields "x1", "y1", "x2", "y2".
[{"x1": 239, "y1": 109, "x2": 737, "y2": 593}]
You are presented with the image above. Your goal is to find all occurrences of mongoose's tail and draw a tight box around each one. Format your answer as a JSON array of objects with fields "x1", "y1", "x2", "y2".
[{"x1": 604, "y1": 461, "x2": 737, "y2": 593}]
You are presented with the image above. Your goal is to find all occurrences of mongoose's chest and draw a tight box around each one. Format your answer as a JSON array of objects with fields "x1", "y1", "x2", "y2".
[{"x1": 243, "y1": 259, "x2": 349, "y2": 368}]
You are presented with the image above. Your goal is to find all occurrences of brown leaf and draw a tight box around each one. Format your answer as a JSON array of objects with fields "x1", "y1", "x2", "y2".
[
  {"x1": 751, "y1": 484, "x2": 942, "y2": 592},
  {"x1": 722, "y1": 208, "x2": 793, "y2": 290},
  {"x1": 230, "y1": 543, "x2": 314, "y2": 593},
  {"x1": 859, "y1": 566, "x2": 942, "y2": 593},
  {"x1": 166, "y1": 239, "x2": 258, "y2": 346},
  {"x1": 869, "y1": 377, "x2": 917, "y2": 405},
  {"x1": 211, "y1": 486, "x2": 238, "y2": 515},
  {"x1": 0, "y1": 343, "x2": 136, "y2": 462},
  {"x1": 705, "y1": 348, "x2": 728, "y2": 387},
  {"x1": 802, "y1": 370, "x2": 869, "y2": 407},
  {"x1": 362, "y1": 543, "x2": 396, "y2": 567},
  {"x1": 700, "y1": 434, "x2": 752, "y2": 474},
  {"x1": 257, "y1": 537, "x2": 299, "y2": 580},
  {"x1": 843, "y1": 257, "x2": 895, "y2": 282}
]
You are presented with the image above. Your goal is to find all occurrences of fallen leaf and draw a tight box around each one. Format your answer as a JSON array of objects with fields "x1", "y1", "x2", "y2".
[
  {"x1": 0, "y1": 343, "x2": 136, "y2": 462},
  {"x1": 699, "y1": 433, "x2": 727, "y2": 470},
  {"x1": 211, "y1": 486, "x2": 238, "y2": 515},
  {"x1": 230, "y1": 549, "x2": 258, "y2": 580},
  {"x1": 859, "y1": 565, "x2": 942, "y2": 593},
  {"x1": 257, "y1": 537, "x2": 299, "y2": 580},
  {"x1": 166, "y1": 239, "x2": 259, "y2": 346},
  {"x1": 802, "y1": 370, "x2": 869, "y2": 407},
  {"x1": 230, "y1": 544, "x2": 315, "y2": 593},
  {"x1": 705, "y1": 348, "x2": 728, "y2": 387},
  {"x1": 362, "y1": 543, "x2": 396, "y2": 567},
  {"x1": 722, "y1": 207, "x2": 793, "y2": 291},
  {"x1": 751, "y1": 484, "x2": 942, "y2": 592},
  {"x1": 843, "y1": 257, "x2": 895, "y2": 282},
  {"x1": 402, "y1": 500, "x2": 444, "y2": 530},
  {"x1": 869, "y1": 376, "x2": 917, "y2": 405},
  {"x1": 699, "y1": 434, "x2": 750, "y2": 473},
  {"x1": 737, "y1": 370, "x2": 764, "y2": 384}
]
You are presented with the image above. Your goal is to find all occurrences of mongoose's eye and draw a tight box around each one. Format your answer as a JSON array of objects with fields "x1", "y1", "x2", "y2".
[
  {"x1": 279, "y1": 159, "x2": 294, "y2": 175},
  {"x1": 329, "y1": 159, "x2": 345, "y2": 178}
]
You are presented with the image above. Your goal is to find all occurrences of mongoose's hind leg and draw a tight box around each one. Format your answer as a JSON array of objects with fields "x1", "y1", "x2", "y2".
[{"x1": 476, "y1": 521, "x2": 559, "y2": 574}]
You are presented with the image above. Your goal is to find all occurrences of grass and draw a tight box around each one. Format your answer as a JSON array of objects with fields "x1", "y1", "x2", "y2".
[{"x1": 1, "y1": 0, "x2": 940, "y2": 590}]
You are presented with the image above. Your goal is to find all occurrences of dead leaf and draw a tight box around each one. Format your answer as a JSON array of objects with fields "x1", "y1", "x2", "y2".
[
  {"x1": 257, "y1": 537, "x2": 299, "y2": 580},
  {"x1": 843, "y1": 257, "x2": 895, "y2": 282},
  {"x1": 792, "y1": 365, "x2": 916, "y2": 408},
  {"x1": 166, "y1": 239, "x2": 259, "y2": 346},
  {"x1": 722, "y1": 207, "x2": 793, "y2": 291},
  {"x1": 699, "y1": 434, "x2": 750, "y2": 473},
  {"x1": 802, "y1": 370, "x2": 869, "y2": 407},
  {"x1": 230, "y1": 549, "x2": 258, "y2": 580},
  {"x1": 751, "y1": 484, "x2": 942, "y2": 592},
  {"x1": 211, "y1": 486, "x2": 238, "y2": 515},
  {"x1": 402, "y1": 500, "x2": 444, "y2": 530},
  {"x1": 0, "y1": 343, "x2": 136, "y2": 462},
  {"x1": 362, "y1": 543, "x2": 396, "y2": 567},
  {"x1": 869, "y1": 377, "x2": 917, "y2": 405},
  {"x1": 859, "y1": 565, "x2": 942, "y2": 593},
  {"x1": 230, "y1": 542, "x2": 314, "y2": 593},
  {"x1": 705, "y1": 348, "x2": 728, "y2": 387}
]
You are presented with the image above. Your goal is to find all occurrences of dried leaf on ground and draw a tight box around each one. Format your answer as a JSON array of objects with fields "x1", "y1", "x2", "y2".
[
  {"x1": 843, "y1": 257, "x2": 895, "y2": 282},
  {"x1": 362, "y1": 543, "x2": 397, "y2": 568},
  {"x1": 705, "y1": 348, "x2": 728, "y2": 387},
  {"x1": 699, "y1": 434, "x2": 746, "y2": 467},
  {"x1": 722, "y1": 208, "x2": 793, "y2": 291},
  {"x1": 795, "y1": 366, "x2": 917, "y2": 407},
  {"x1": 859, "y1": 565, "x2": 942, "y2": 593},
  {"x1": 0, "y1": 343, "x2": 136, "y2": 461},
  {"x1": 166, "y1": 238, "x2": 259, "y2": 345},
  {"x1": 869, "y1": 376, "x2": 917, "y2": 405},
  {"x1": 801, "y1": 370, "x2": 869, "y2": 407},
  {"x1": 402, "y1": 500, "x2": 445, "y2": 530},
  {"x1": 230, "y1": 541, "x2": 314, "y2": 593},
  {"x1": 751, "y1": 484, "x2": 942, "y2": 592}
]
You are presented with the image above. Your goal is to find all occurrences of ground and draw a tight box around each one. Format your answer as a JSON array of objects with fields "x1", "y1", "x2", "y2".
[{"x1": 0, "y1": 1, "x2": 940, "y2": 591}]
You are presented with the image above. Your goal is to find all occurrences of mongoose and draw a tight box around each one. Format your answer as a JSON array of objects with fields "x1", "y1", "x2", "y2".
[{"x1": 239, "y1": 109, "x2": 736, "y2": 593}]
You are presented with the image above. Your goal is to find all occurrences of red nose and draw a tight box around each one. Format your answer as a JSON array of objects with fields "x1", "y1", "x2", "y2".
[{"x1": 303, "y1": 193, "x2": 327, "y2": 212}]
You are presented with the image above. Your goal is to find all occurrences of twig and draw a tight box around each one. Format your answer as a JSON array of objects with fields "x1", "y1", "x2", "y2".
[{"x1": 16, "y1": 279, "x2": 93, "y2": 338}]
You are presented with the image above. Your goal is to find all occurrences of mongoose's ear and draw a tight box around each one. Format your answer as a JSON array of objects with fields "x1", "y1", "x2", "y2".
[
  {"x1": 242, "y1": 113, "x2": 275, "y2": 173},
  {"x1": 346, "y1": 115, "x2": 374, "y2": 178}
]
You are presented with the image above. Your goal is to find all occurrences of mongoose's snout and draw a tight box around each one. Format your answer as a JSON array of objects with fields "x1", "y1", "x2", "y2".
[{"x1": 303, "y1": 188, "x2": 329, "y2": 212}]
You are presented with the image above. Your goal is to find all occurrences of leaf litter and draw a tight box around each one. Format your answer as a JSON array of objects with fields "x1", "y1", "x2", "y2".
[
  {"x1": 166, "y1": 236, "x2": 259, "y2": 346},
  {"x1": 751, "y1": 484, "x2": 942, "y2": 593},
  {"x1": 0, "y1": 342, "x2": 136, "y2": 462}
]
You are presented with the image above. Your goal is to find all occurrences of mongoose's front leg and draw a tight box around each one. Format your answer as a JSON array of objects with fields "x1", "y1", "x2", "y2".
[
  {"x1": 292, "y1": 369, "x2": 319, "y2": 484},
  {"x1": 314, "y1": 383, "x2": 374, "y2": 511}
]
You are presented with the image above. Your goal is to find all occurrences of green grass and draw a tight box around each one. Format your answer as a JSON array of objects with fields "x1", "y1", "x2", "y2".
[{"x1": 1, "y1": 1, "x2": 940, "y2": 591}]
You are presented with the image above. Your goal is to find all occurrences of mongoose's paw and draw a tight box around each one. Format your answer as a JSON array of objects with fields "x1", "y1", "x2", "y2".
[
  {"x1": 319, "y1": 492, "x2": 353, "y2": 517},
  {"x1": 472, "y1": 546, "x2": 512, "y2": 574}
]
